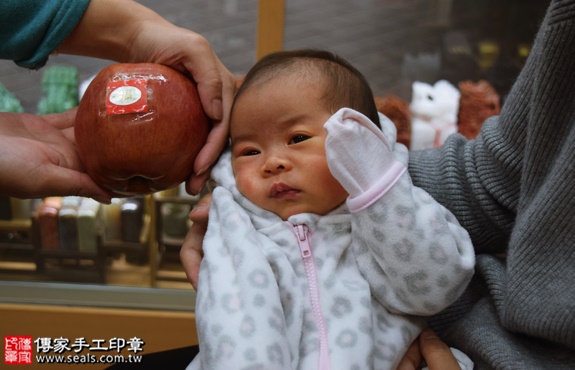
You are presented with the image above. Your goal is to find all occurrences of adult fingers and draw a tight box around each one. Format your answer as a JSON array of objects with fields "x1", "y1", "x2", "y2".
[
  {"x1": 35, "y1": 164, "x2": 111, "y2": 204},
  {"x1": 180, "y1": 221, "x2": 206, "y2": 290},
  {"x1": 42, "y1": 109, "x2": 78, "y2": 144},
  {"x1": 182, "y1": 38, "x2": 226, "y2": 122},
  {"x1": 180, "y1": 193, "x2": 212, "y2": 289},
  {"x1": 419, "y1": 329, "x2": 461, "y2": 370},
  {"x1": 188, "y1": 192, "x2": 212, "y2": 222},
  {"x1": 186, "y1": 170, "x2": 211, "y2": 196},
  {"x1": 190, "y1": 56, "x2": 235, "y2": 180},
  {"x1": 396, "y1": 336, "x2": 422, "y2": 370},
  {"x1": 42, "y1": 107, "x2": 78, "y2": 130},
  {"x1": 190, "y1": 108, "x2": 229, "y2": 189}
]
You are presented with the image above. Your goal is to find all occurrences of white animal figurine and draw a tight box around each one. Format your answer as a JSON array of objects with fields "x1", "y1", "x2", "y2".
[{"x1": 409, "y1": 80, "x2": 460, "y2": 151}]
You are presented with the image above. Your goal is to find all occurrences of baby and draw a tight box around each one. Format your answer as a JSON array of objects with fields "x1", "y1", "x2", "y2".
[{"x1": 188, "y1": 50, "x2": 474, "y2": 370}]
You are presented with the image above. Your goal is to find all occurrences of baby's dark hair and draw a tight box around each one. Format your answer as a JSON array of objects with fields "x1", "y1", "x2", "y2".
[{"x1": 233, "y1": 49, "x2": 381, "y2": 128}]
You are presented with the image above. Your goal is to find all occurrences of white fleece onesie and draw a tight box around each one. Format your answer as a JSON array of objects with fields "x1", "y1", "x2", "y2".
[{"x1": 188, "y1": 108, "x2": 475, "y2": 370}]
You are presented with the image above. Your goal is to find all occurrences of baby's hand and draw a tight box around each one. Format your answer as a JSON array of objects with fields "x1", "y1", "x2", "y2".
[{"x1": 324, "y1": 108, "x2": 405, "y2": 211}]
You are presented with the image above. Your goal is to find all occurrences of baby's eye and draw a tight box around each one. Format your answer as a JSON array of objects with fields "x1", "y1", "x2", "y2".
[
  {"x1": 289, "y1": 134, "x2": 310, "y2": 144},
  {"x1": 242, "y1": 149, "x2": 260, "y2": 156}
]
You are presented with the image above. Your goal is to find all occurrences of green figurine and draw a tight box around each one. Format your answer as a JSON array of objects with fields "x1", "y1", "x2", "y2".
[
  {"x1": 37, "y1": 65, "x2": 79, "y2": 114},
  {"x1": 0, "y1": 83, "x2": 24, "y2": 113}
]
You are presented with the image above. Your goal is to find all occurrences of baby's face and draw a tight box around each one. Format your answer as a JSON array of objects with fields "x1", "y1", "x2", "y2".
[{"x1": 230, "y1": 76, "x2": 348, "y2": 221}]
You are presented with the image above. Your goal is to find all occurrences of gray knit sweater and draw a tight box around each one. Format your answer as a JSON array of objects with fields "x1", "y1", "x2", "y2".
[{"x1": 408, "y1": 1, "x2": 575, "y2": 368}]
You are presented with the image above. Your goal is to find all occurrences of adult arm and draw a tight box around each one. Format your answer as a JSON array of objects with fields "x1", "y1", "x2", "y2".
[
  {"x1": 0, "y1": 0, "x2": 90, "y2": 69},
  {"x1": 409, "y1": 1, "x2": 575, "y2": 366}
]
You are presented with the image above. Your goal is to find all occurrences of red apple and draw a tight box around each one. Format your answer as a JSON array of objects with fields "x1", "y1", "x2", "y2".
[{"x1": 75, "y1": 63, "x2": 210, "y2": 196}]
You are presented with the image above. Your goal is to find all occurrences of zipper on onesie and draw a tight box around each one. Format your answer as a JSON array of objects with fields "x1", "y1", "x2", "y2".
[{"x1": 293, "y1": 224, "x2": 331, "y2": 370}]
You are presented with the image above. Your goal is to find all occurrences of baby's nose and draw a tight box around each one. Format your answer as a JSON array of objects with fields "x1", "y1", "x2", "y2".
[{"x1": 263, "y1": 156, "x2": 290, "y2": 174}]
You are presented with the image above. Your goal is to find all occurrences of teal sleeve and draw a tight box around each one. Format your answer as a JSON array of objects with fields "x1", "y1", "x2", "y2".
[{"x1": 0, "y1": 0, "x2": 91, "y2": 69}]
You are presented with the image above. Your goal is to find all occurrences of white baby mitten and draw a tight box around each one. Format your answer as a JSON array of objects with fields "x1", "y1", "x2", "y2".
[{"x1": 324, "y1": 108, "x2": 406, "y2": 212}]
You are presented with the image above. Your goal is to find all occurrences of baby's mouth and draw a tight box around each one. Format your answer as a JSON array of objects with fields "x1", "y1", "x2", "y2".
[{"x1": 269, "y1": 183, "x2": 300, "y2": 198}]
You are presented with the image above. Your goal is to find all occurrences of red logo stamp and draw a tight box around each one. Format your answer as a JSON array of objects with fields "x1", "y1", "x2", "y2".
[
  {"x1": 106, "y1": 79, "x2": 149, "y2": 116},
  {"x1": 4, "y1": 336, "x2": 33, "y2": 365}
]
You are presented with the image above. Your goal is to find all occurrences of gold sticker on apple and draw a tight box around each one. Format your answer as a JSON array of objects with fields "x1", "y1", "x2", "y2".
[{"x1": 106, "y1": 79, "x2": 148, "y2": 115}]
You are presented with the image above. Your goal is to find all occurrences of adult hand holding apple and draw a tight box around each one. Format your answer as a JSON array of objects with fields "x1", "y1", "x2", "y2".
[
  {"x1": 75, "y1": 63, "x2": 210, "y2": 196},
  {"x1": 55, "y1": 0, "x2": 238, "y2": 194}
]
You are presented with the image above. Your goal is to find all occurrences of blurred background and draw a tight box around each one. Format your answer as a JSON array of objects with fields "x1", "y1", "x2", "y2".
[{"x1": 0, "y1": 0, "x2": 549, "y2": 113}]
